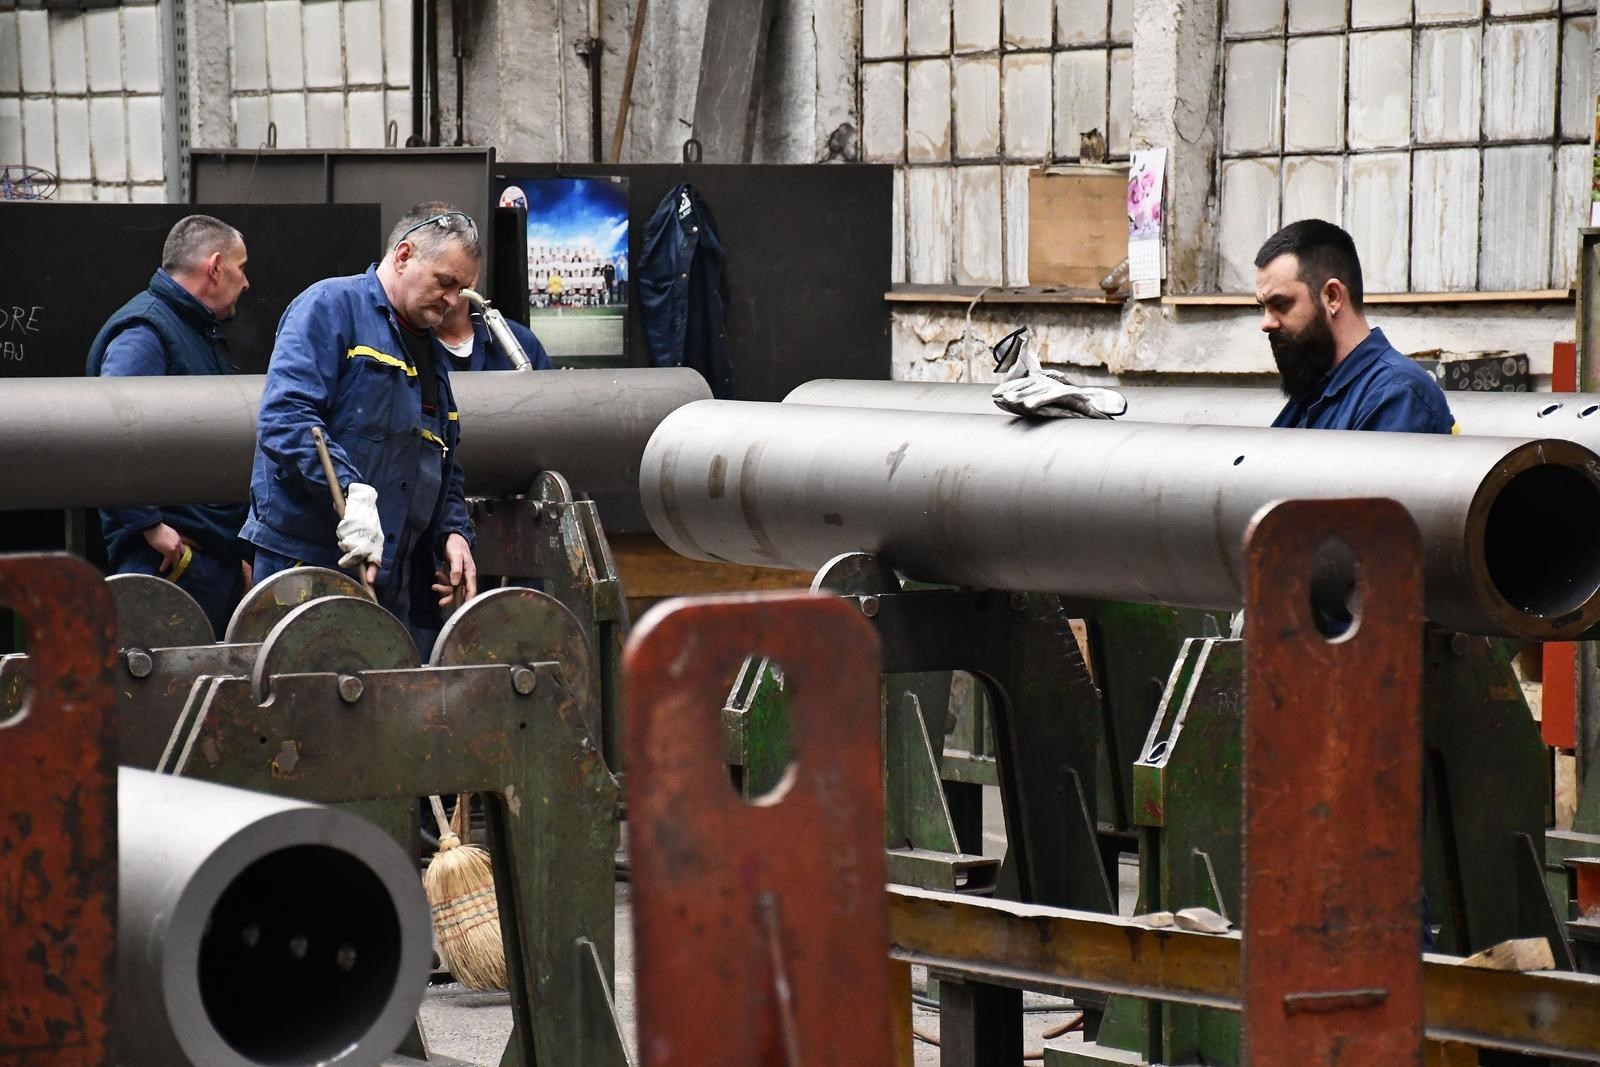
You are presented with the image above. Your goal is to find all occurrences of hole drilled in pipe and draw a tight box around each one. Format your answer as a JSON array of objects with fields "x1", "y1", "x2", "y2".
[
  {"x1": 199, "y1": 844, "x2": 402, "y2": 1064},
  {"x1": 1485, "y1": 465, "x2": 1600, "y2": 620}
]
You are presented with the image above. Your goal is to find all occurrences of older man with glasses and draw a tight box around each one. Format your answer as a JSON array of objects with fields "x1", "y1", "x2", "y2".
[{"x1": 241, "y1": 201, "x2": 481, "y2": 655}]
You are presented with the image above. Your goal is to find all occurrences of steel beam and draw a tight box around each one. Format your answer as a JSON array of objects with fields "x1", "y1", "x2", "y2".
[
  {"x1": 640, "y1": 400, "x2": 1600, "y2": 639},
  {"x1": 785, "y1": 379, "x2": 1600, "y2": 449},
  {"x1": 887, "y1": 888, "x2": 1600, "y2": 1062},
  {"x1": 0, "y1": 368, "x2": 710, "y2": 509}
]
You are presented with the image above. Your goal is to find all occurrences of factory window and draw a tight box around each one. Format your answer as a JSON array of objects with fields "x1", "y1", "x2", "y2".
[
  {"x1": 863, "y1": 0, "x2": 1132, "y2": 286},
  {"x1": 1215, "y1": 0, "x2": 1595, "y2": 295},
  {"x1": 226, "y1": 0, "x2": 413, "y2": 152}
]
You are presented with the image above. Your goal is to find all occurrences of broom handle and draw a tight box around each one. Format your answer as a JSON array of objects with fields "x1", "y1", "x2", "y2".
[
  {"x1": 428, "y1": 794, "x2": 454, "y2": 839},
  {"x1": 311, "y1": 426, "x2": 375, "y2": 597}
]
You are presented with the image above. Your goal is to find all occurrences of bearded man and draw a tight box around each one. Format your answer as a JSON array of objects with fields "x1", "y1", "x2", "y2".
[{"x1": 1254, "y1": 219, "x2": 1454, "y2": 434}]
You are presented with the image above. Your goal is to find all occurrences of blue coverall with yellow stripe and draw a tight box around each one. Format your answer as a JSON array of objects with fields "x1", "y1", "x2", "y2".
[{"x1": 241, "y1": 266, "x2": 472, "y2": 634}]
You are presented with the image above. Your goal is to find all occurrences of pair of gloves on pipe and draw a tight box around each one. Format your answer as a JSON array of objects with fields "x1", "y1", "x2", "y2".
[{"x1": 989, "y1": 327, "x2": 1127, "y2": 420}]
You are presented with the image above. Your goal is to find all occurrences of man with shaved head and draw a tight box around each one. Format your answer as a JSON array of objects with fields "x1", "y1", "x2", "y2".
[{"x1": 86, "y1": 213, "x2": 253, "y2": 638}]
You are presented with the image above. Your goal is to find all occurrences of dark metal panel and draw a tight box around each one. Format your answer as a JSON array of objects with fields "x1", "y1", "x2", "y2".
[
  {"x1": 327, "y1": 150, "x2": 494, "y2": 250},
  {"x1": 1241, "y1": 499, "x2": 1424, "y2": 1065},
  {"x1": 189, "y1": 151, "x2": 330, "y2": 203},
  {"x1": 190, "y1": 148, "x2": 496, "y2": 292},
  {"x1": 495, "y1": 163, "x2": 894, "y2": 400},
  {"x1": 0, "y1": 202, "x2": 378, "y2": 380}
]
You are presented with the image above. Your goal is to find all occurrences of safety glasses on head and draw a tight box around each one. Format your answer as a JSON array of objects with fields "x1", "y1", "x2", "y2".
[{"x1": 395, "y1": 211, "x2": 479, "y2": 248}]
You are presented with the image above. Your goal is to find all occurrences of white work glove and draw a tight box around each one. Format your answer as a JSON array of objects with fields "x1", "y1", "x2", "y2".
[
  {"x1": 989, "y1": 327, "x2": 1127, "y2": 419},
  {"x1": 992, "y1": 325, "x2": 1041, "y2": 382},
  {"x1": 336, "y1": 482, "x2": 385, "y2": 570},
  {"x1": 992, "y1": 372, "x2": 1128, "y2": 419}
]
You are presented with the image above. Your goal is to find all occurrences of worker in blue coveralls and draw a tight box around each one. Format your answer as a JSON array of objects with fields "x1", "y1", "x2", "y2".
[
  {"x1": 86, "y1": 214, "x2": 254, "y2": 639},
  {"x1": 241, "y1": 203, "x2": 480, "y2": 653},
  {"x1": 1255, "y1": 218, "x2": 1455, "y2": 435},
  {"x1": 402, "y1": 272, "x2": 552, "y2": 652},
  {"x1": 434, "y1": 273, "x2": 553, "y2": 372}
]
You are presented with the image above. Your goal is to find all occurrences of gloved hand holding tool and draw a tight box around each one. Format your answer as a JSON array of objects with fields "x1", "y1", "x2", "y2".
[
  {"x1": 989, "y1": 326, "x2": 1128, "y2": 420},
  {"x1": 310, "y1": 426, "x2": 379, "y2": 594}
]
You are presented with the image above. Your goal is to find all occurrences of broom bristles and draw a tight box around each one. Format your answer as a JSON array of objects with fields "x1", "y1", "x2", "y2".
[{"x1": 425, "y1": 806, "x2": 507, "y2": 991}]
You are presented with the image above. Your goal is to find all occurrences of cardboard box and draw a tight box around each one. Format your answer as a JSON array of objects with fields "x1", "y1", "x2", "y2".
[{"x1": 1027, "y1": 165, "x2": 1129, "y2": 290}]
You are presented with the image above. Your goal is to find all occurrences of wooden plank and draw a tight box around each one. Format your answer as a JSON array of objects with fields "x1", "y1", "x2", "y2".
[
  {"x1": 1460, "y1": 938, "x2": 1556, "y2": 973},
  {"x1": 1160, "y1": 289, "x2": 1573, "y2": 307},
  {"x1": 885, "y1": 283, "x2": 1121, "y2": 305},
  {"x1": 611, "y1": 532, "x2": 811, "y2": 599},
  {"x1": 690, "y1": 0, "x2": 778, "y2": 162}
]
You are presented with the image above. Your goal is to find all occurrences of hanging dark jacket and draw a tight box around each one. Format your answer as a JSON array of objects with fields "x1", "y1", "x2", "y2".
[
  {"x1": 638, "y1": 182, "x2": 734, "y2": 399},
  {"x1": 85, "y1": 270, "x2": 251, "y2": 567}
]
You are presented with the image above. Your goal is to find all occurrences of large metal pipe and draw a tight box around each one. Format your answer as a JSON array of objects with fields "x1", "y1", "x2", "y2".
[
  {"x1": 117, "y1": 768, "x2": 431, "y2": 1067},
  {"x1": 0, "y1": 369, "x2": 711, "y2": 510},
  {"x1": 786, "y1": 379, "x2": 1600, "y2": 446},
  {"x1": 642, "y1": 401, "x2": 1600, "y2": 639}
]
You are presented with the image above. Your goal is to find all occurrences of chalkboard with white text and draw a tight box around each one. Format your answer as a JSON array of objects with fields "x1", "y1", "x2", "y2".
[{"x1": 1, "y1": 202, "x2": 380, "y2": 379}]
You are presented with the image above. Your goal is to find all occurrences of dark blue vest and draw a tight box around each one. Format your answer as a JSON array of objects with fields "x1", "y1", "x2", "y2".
[
  {"x1": 87, "y1": 271, "x2": 248, "y2": 566},
  {"x1": 85, "y1": 270, "x2": 233, "y2": 377}
]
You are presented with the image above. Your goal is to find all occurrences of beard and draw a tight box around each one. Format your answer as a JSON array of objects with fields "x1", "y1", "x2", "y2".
[{"x1": 1268, "y1": 308, "x2": 1337, "y2": 403}]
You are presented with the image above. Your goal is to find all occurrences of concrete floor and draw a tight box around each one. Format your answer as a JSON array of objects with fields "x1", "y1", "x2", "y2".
[{"x1": 409, "y1": 787, "x2": 1126, "y2": 1065}]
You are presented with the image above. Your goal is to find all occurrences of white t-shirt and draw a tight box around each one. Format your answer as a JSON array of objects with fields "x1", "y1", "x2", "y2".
[{"x1": 441, "y1": 334, "x2": 475, "y2": 365}]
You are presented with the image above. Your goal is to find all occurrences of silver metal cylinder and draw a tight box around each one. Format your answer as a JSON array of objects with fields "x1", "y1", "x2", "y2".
[
  {"x1": 0, "y1": 368, "x2": 710, "y2": 509},
  {"x1": 117, "y1": 768, "x2": 432, "y2": 1067},
  {"x1": 461, "y1": 288, "x2": 533, "y2": 371},
  {"x1": 642, "y1": 401, "x2": 1600, "y2": 639},
  {"x1": 785, "y1": 379, "x2": 1600, "y2": 449}
]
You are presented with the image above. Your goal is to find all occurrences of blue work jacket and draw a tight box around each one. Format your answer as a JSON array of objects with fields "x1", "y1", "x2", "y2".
[
  {"x1": 1271, "y1": 327, "x2": 1456, "y2": 434},
  {"x1": 86, "y1": 270, "x2": 251, "y2": 567},
  {"x1": 241, "y1": 267, "x2": 471, "y2": 583},
  {"x1": 638, "y1": 182, "x2": 734, "y2": 398},
  {"x1": 463, "y1": 314, "x2": 552, "y2": 372}
]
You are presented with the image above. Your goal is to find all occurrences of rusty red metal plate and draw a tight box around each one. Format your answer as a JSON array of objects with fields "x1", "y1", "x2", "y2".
[
  {"x1": 1242, "y1": 499, "x2": 1424, "y2": 1066},
  {"x1": 624, "y1": 592, "x2": 895, "y2": 1066},
  {"x1": 0, "y1": 554, "x2": 118, "y2": 1065}
]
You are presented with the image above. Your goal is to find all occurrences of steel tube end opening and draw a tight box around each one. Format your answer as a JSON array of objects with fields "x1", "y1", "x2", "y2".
[
  {"x1": 1481, "y1": 458, "x2": 1600, "y2": 635},
  {"x1": 196, "y1": 844, "x2": 406, "y2": 1064}
]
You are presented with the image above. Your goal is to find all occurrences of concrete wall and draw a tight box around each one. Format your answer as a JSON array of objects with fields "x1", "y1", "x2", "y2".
[{"x1": 443, "y1": 0, "x2": 860, "y2": 165}]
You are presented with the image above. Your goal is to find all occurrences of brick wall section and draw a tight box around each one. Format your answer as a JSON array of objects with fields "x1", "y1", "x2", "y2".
[{"x1": 0, "y1": 2, "x2": 167, "y2": 201}]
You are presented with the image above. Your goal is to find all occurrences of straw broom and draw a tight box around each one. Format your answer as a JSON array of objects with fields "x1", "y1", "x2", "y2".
[
  {"x1": 307, "y1": 428, "x2": 504, "y2": 988},
  {"x1": 425, "y1": 794, "x2": 507, "y2": 991}
]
